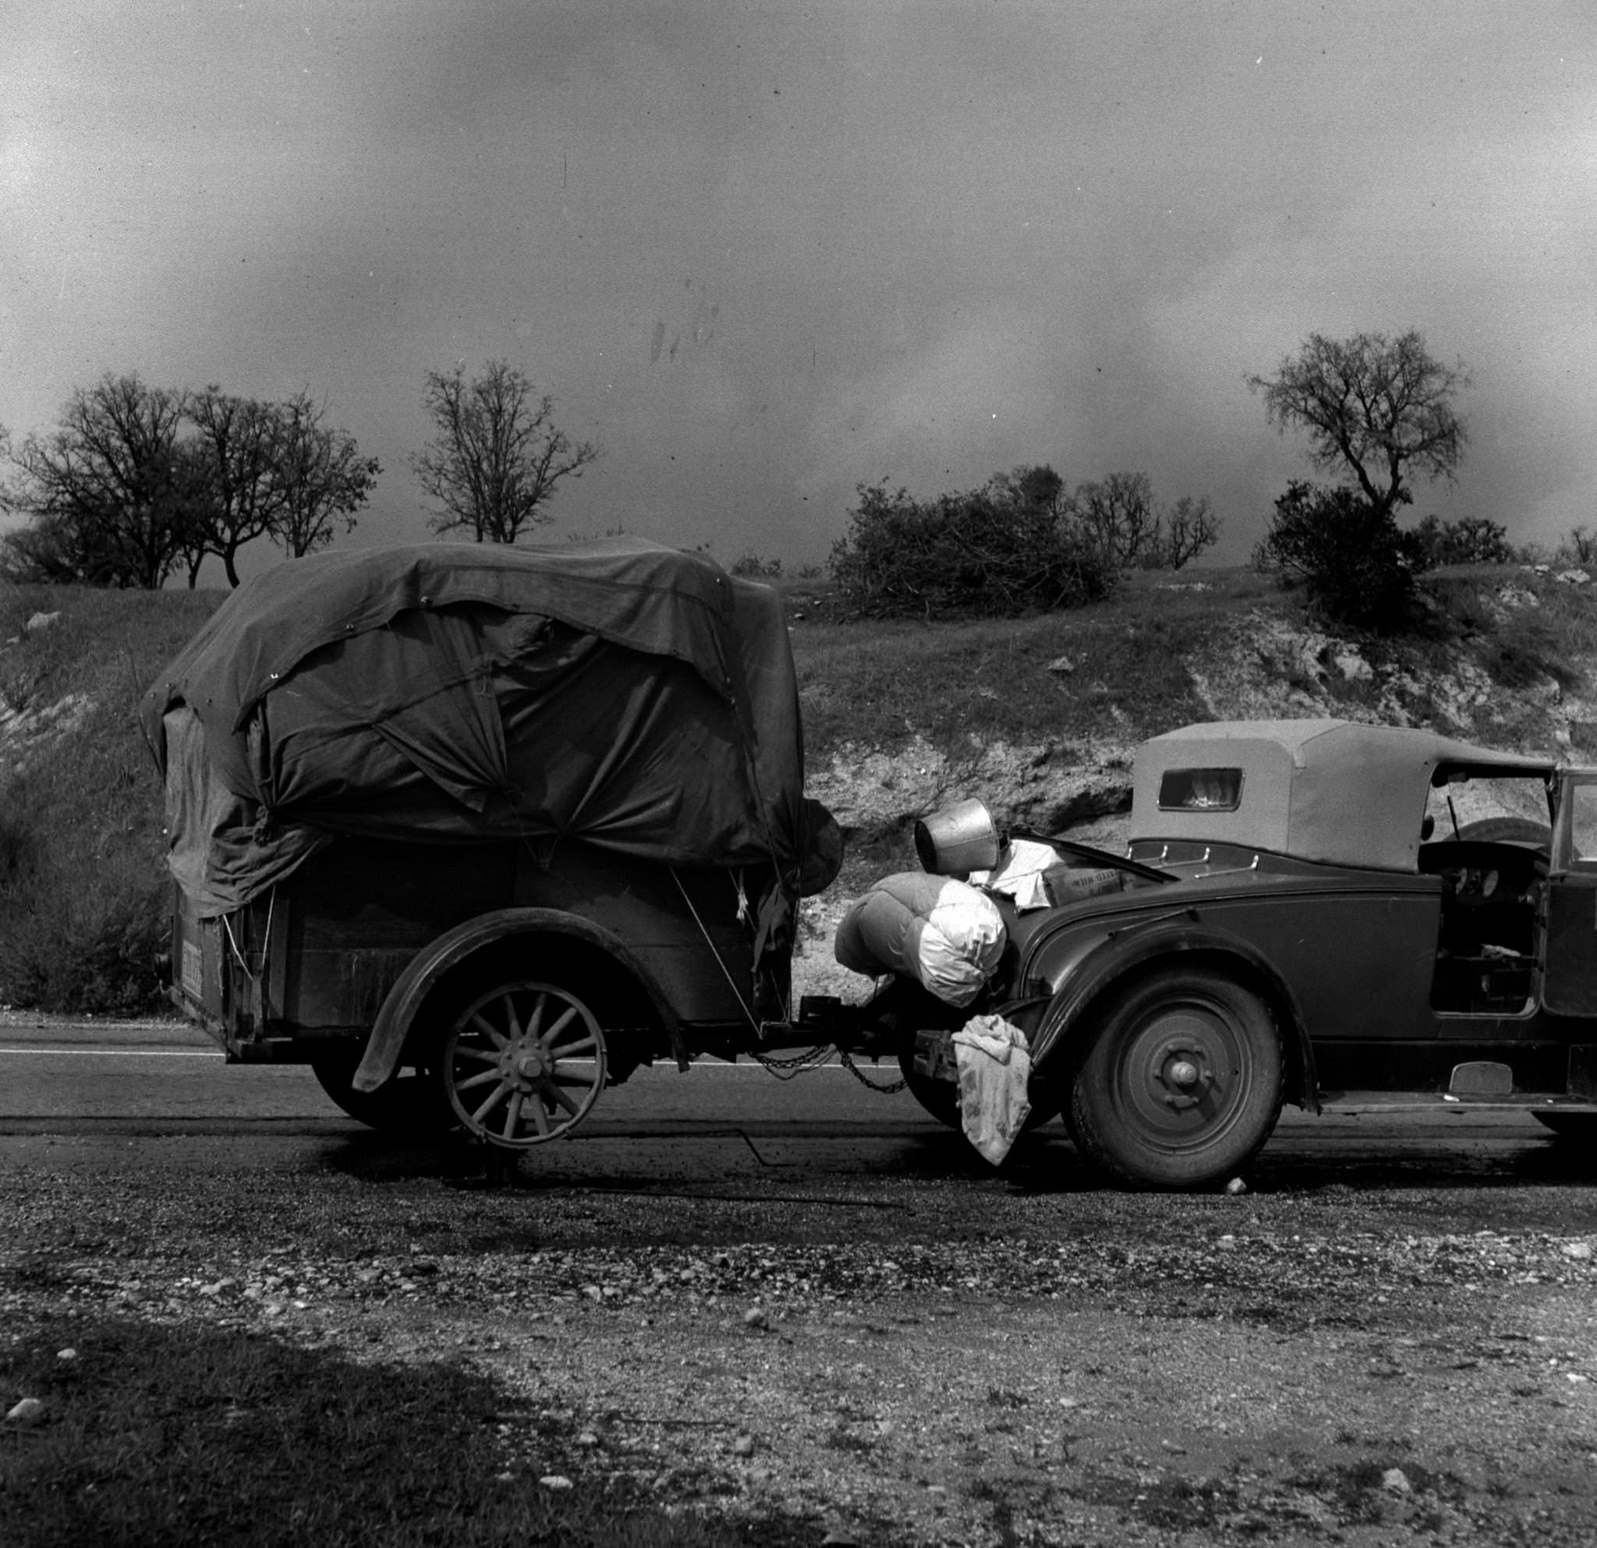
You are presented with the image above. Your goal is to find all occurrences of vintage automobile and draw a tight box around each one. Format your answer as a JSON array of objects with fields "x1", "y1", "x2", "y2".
[
  {"x1": 141, "y1": 538, "x2": 874, "y2": 1147},
  {"x1": 900, "y1": 718, "x2": 1597, "y2": 1188}
]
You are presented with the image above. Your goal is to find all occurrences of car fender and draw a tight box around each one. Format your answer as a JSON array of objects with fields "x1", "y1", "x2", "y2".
[
  {"x1": 1023, "y1": 915, "x2": 1319, "y2": 1110},
  {"x1": 352, "y1": 907, "x2": 685, "y2": 1093}
]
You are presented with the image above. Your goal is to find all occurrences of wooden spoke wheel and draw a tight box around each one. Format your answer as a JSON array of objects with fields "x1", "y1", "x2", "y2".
[{"x1": 438, "y1": 979, "x2": 607, "y2": 1148}]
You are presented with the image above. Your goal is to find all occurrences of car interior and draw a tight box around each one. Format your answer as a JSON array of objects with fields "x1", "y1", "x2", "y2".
[{"x1": 1418, "y1": 773, "x2": 1551, "y2": 1015}]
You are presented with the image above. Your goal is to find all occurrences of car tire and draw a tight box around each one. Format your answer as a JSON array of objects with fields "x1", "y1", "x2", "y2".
[
  {"x1": 1532, "y1": 1112, "x2": 1597, "y2": 1142},
  {"x1": 896, "y1": 1042, "x2": 1061, "y2": 1135},
  {"x1": 897, "y1": 1045, "x2": 962, "y2": 1129},
  {"x1": 1069, "y1": 966, "x2": 1283, "y2": 1190},
  {"x1": 310, "y1": 1052, "x2": 456, "y2": 1136}
]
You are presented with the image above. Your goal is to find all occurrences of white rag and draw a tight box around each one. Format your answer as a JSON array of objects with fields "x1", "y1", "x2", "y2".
[
  {"x1": 970, "y1": 838, "x2": 1061, "y2": 911},
  {"x1": 951, "y1": 1014, "x2": 1033, "y2": 1165}
]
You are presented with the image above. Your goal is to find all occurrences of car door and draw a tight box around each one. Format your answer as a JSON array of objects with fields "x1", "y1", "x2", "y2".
[{"x1": 1540, "y1": 770, "x2": 1597, "y2": 1016}]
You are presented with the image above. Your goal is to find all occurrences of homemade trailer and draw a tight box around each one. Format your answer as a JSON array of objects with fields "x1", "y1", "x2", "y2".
[{"x1": 142, "y1": 538, "x2": 881, "y2": 1146}]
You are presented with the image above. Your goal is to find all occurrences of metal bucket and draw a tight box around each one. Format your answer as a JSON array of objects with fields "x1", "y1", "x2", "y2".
[{"x1": 914, "y1": 797, "x2": 1001, "y2": 877}]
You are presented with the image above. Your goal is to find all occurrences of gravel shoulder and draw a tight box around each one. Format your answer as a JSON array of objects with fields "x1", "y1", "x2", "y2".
[{"x1": 4, "y1": 1118, "x2": 1597, "y2": 1546}]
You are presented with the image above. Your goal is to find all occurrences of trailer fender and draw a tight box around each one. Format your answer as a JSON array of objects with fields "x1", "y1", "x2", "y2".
[
  {"x1": 353, "y1": 907, "x2": 685, "y2": 1093},
  {"x1": 1026, "y1": 919, "x2": 1319, "y2": 1112}
]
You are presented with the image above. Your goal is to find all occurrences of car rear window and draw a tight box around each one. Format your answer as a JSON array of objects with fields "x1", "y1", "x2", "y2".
[{"x1": 1158, "y1": 767, "x2": 1242, "y2": 811}]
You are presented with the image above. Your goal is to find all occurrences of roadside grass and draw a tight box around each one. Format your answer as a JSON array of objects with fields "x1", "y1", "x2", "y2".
[
  {"x1": 0, "y1": 584, "x2": 222, "y2": 1014},
  {"x1": 0, "y1": 1312, "x2": 793, "y2": 1548}
]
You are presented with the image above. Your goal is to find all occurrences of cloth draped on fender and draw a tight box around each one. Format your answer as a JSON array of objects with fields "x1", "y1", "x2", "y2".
[{"x1": 952, "y1": 1014, "x2": 1033, "y2": 1165}]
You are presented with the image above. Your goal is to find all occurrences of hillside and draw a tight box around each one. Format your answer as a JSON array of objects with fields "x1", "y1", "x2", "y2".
[
  {"x1": 796, "y1": 564, "x2": 1597, "y2": 864},
  {"x1": 3, "y1": 564, "x2": 1596, "y2": 1014}
]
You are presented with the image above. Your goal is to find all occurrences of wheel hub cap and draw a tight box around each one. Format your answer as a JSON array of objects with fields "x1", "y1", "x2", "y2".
[
  {"x1": 1147, "y1": 1031, "x2": 1212, "y2": 1111},
  {"x1": 501, "y1": 1043, "x2": 550, "y2": 1088}
]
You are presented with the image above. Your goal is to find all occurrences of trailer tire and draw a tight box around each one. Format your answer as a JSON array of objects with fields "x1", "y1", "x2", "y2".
[{"x1": 310, "y1": 1053, "x2": 456, "y2": 1136}]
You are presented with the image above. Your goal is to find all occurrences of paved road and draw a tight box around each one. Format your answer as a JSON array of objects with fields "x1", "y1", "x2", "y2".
[{"x1": 0, "y1": 1016, "x2": 1585, "y2": 1194}]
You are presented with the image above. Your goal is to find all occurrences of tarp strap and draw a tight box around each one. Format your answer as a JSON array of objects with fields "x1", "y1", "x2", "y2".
[
  {"x1": 669, "y1": 867, "x2": 788, "y2": 1036},
  {"x1": 220, "y1": 912, "x2": 253, "y2": 981},
  {"x1": 220, "y1": 887, "x2": 276, "y2": 992}
]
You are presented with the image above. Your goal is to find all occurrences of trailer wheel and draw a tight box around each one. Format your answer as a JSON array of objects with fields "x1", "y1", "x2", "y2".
[
  {"x1": 310, "y1": 1053, "x2": 455, "y2": 1136},
  {"x1": 1069, "y1": 967, "x2": 1282, "y2": 1190},
  {"x1": 437, "y1": 978, "x2": 607, "y2": 1147}
]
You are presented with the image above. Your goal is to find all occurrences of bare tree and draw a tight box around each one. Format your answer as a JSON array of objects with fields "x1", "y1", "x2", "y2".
[
  {"x1": 1074, "y1": 471, "x2": 1157, "y2": 568},
  {"x1": 1248, "y1": 330, "x2": 1468, "y2": 519},
  {"x1": 411, "y1": 360, "x2": 598, "y2": 543},
  {"x1": 269, "y1": 392, "x2": 381, "y2": 559},
  {"x1": 1160, "y1": 495, "x2": 1220, "y2": 569},
  {"x1": 185, "y1": 387, "x2": 287, "y2": 587},
  {"x1": 4, "y1": 373, "x2": 198, "y2": 588}
]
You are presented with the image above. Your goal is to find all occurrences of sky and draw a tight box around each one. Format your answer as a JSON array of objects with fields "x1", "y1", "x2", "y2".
[{"x1": 3, "y1": 1, "x2": 1596, "y2": 577}]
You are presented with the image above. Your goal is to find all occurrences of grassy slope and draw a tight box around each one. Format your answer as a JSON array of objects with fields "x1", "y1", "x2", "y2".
[
  {"x1": 0, "y1": 583, "x2": 222, "y2": 1013},
  {"x1": 791, "y1": 569, "x2": 1269, "y2": 757},
  {"x1": 2, "y1": 565, "x2": 1595, "y2": 1013},
  {"x1": 793, "y1": 565, "x2": 1597, "y2": 761}
]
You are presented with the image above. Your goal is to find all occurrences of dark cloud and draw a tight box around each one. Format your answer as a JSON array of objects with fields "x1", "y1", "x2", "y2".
[{"x1": 3, "y1": 2, "x2": 1595, "y2": 570}]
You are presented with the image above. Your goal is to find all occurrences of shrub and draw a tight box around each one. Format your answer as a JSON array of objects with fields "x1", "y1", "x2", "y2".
[
  {"x1": 729, "y1": 550, "x2": 783, "y2": 578},
  {"x1": 0, "y1": 695, "x2": 171, "y2": 1014},
  {"x1": 1562, "y1": 526, "x2": 1597, "y2": 566},
  {"x1": 1410, "y1": 513, "x2": 1514, "y2": 568},
  {"x1": 829, "y1": 479, "x2": 1117, "y2": 618},
  {"x1": 1254, "y1": 481, "x2": 1418, "y2": 631}
]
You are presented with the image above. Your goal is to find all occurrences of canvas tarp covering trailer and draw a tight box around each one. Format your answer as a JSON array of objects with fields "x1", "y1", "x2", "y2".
[{"x1": 140, "y1": 539, "x2": 823, "y2": 948}]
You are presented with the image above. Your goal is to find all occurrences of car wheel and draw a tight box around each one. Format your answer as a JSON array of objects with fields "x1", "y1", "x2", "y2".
[
  {"x1": 1532, "y1": 1112, "x2": 1597, "y2": 1142},
  {"x1": 1069, "y1": 967, "x2": 1283, "y2": 1190},
  {"x1": 897, "y1": 1041, "x2": 1061, "y2": 1134},
  {"x1": 897, "y1": 1045, "x2": 962, "y2": 1129},
  {"x1": 437, "y1": 978, "x2": 607, "y2": 1147},
  {"x1": 310, "y1": 1052, "x2": 455, "y2": 1136}
]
